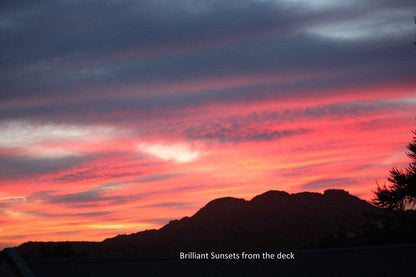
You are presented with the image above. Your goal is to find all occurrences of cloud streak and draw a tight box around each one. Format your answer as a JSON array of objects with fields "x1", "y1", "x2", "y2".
[
  {"x1": 301, "y1": 178, "x2": 358, "y2": 190},
  {"x1": 137, "y1": 143, "x2": 200, "y2": 163}
]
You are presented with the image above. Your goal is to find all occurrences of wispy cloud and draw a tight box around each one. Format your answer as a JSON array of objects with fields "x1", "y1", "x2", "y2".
[
  {"x1": 307, "y1": 8, "x2": 413, "y2": 41},
  {"x1": 134, "y1": 173, "x2": 185, "y2": 183},
  {"x1": 0, "y1": 120, "x2": 115, "y2": 148},
  {"x1": 301, "y1": 178, "x2": 358, "y2": 190},
  {"x1": 0, "y1": 120, "x2": 120, "y2": 160},
  {"x1": 137, "y1": 143, "x2": 201, "y2": 163},
  {"x1": 137, "y1": 201, "x2": 195, "y2": 209},
  {"x1": 28, "y1": 183, "x2": 142, "y2": 207}
]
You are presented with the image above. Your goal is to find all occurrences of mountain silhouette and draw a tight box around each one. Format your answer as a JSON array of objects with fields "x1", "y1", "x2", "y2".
[
  {"x1": 98, "y1": 189, "x2": 378, "y2": 256},
  {"x1": 18, "y1": 189, "x2": 387, "y2": 258}
]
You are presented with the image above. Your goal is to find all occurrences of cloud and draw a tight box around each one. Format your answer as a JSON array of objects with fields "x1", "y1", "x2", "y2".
[
  {"x1": 137, "y1": 202, "x2": 195, "y2": 209},
  {"x1": 279, "y1": 162, "x2": 333, "y2": 178},
  {"x1": 28, "y1": 183, "x2": 142, "y2": 207},
  {"x1": 3, "y1": 63, "x2": 414, "y2": 126},
  {"x1": 137, "y1": 143, "x2": 200, "y2": 163},
  {"x1": 27, "y1": 183, "x2": 210, "y2": 208},
  {"x1": 1, "y1": 0, "x2": 414, "y2": 108},
  {"x1": 184, "y1": 97, "x2": 415, "y2": 140},
  {"x1": 177, "y1": 98, "x2": 415, "y2": 144},
  {"x1": 51, "y1": 167, "x2": 135, "y2": 183},
  {"x1": 308, "y1": 8, "x2": 413, "y2": 41},
  {"x1": 26, "y1": 211, "x2": 112, "y2": 218},
  {"x1": 185, "y1": 126, "x2": 311, "y2": 144},
  {"x1": 37, "y1": 190, "x2": 143, "y2": 207},
  {"x1": 0, "y1": 120, "x2": 121, "y2": 161},
  {"x1": 0, "y1": 120, "x2": 115, "y2": 148},
  {"x1": 0, "y1": 208, "x2": 112, "y2": 219},
  {"x1": 140, "y1": 218, "x2": 176, "y2": 225},
  {"x1": 0, "y1": 155, "x2": 85, "y2": 178},
  {"x1": 301, "y1": 178, "x2": 358, "y2": 190},
  {"x1": 0, "y1": 196, "x2": 26, "y2": 208},
  {"x1": 278, "y1": 0, "x2": 357, "y2": 10},
  {"x1": 134, "y1": 173, "x2": 185, "y2": 183},
  {"x1": 0, "y1": 0, "x2": 298, "y2": 67}
]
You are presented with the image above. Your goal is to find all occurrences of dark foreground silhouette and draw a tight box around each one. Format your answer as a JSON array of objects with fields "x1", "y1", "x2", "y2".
[{"x1": 17, "y1": 189, "x2": 416, "y2": 259}]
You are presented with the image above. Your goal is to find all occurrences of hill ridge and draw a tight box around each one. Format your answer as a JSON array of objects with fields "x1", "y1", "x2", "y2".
[{"x1": 17, "y1": 189, "x2": 382, "y2": 257}]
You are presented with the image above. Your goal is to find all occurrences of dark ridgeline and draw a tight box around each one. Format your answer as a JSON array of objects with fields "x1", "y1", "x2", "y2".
[
  {"x1": 17, "y1": 189, "x2": 415, "y2": 258},
  {"x1": 100, "y1": 189, "x2": 378, "y2": 256}
]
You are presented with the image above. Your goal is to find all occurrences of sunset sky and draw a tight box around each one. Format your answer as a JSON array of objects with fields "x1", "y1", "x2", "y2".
[{"x1": 1, "y1": 0, "x2": 416, "y2": 249}]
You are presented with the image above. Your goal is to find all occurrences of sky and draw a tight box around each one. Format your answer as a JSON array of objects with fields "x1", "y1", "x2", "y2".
[{"x1": 1, "y1": 0, "x2": 416, "y2": 249}]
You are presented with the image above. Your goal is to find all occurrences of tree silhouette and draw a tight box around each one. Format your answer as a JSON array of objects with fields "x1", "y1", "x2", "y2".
[{"x1": 372, "y1": 129, "x2": 416, "y2": 210}]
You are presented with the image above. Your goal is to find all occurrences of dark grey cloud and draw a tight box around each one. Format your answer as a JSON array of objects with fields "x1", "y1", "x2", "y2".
[
  {"x1": 1, "y1": 0, "x2": 414, "y2": 114},
  {"x1": 29, "y1": 187, "x2": 145, "y2": 207},
  {"x1": 0, "y1": 151, "x2": 142, "y2": 182},
  {"x1": 301, "y1": 177, "x2": 358, "y2": 190},
  {"x1": 2, "y1": 55, "x2": 414, "y2": 125},
  {"x1": 49, "y1": 164, "x2": 182, "y2": 184},
  {"x1": 137, "y1": 201, "x2": 195, "y2": 209},
  {"x1": 2, "y1": 0, "x2": 412, "y2": 65},
  {"x1": 133, "y1": 173, "x2": 184, "y2": 183},
  {"x1": 27, "y1": 184, "x2": 212, "y2": 208},
  {"x1": 24, "y1": 211, "x2": 112, "y2": 218},
  {"x1": 0, "y1": 0, "x2": 299, "y2": 66},
  {"x1": 184, "y1": 126, "x2": 311, "y2": 144},
  {"x1": 52, "y1": 169, "x2": 135, "y2": 184},
  {"x1": 0, "y1": 155, "x2": 85, "y2": 178},
  {"x1": 1, "y1": 33, "x2": 413, "y2": 103}
]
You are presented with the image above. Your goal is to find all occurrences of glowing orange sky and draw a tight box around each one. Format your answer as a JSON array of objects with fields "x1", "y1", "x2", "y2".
[{"x1": 1, "y1": 0, "x2": 416, "y2": 249}]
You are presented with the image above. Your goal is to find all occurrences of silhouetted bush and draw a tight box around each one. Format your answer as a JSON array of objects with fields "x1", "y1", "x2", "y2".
[{"x1": 373, "y1": 128, "x2": 416, "y2": 210}]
